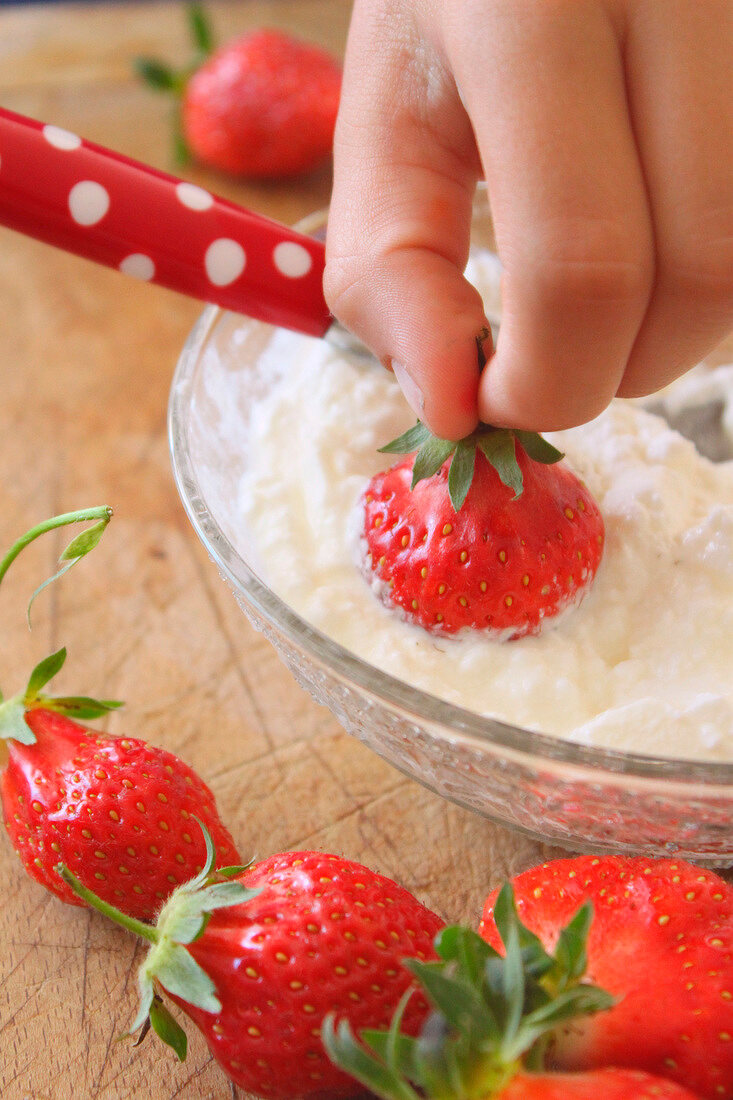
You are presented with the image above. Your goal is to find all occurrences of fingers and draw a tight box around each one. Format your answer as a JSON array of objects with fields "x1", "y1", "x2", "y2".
[
  {"x1": 324, "y1": 0, "x2": 488, "y2": 440},
  {"x1": 328, "y1": 0, "x2": 731, "y2": 440},
  {"x1": 441, "y1": 0, "x2": 654, "y2": 430},
  {"x1": 617, "y1": 0, "x2": 733, "y2": 397}
]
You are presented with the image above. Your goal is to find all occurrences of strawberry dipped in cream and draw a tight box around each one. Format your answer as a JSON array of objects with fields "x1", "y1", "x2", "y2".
[{"x1": 203, "y1": 250, "x2": 733, "y2": 762}]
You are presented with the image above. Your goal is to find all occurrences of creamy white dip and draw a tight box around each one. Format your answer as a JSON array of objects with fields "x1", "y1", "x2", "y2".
[{"x1": 229, "y1": 254, "x2": 733, "y2": 762}]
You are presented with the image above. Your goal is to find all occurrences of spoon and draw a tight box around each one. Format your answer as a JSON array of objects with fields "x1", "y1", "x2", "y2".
[
  {"x1": 1, "y1": 106, "x2": 728, "y2": 460},
  {"x1": 0, "y1": 105, "x2": 332, "y2": 337}
]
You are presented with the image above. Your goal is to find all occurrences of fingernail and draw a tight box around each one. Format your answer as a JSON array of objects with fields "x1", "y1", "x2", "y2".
[{"x1": 391, "y1": 360, "x2": 425, "y2": 418}]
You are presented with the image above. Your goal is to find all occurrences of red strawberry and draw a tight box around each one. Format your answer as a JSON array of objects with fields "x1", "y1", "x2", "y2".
[
  {"x1": 137, "y1": 10, "x2": 341, "y2": 178},
  {"x1": 479, "y1": 856, "x2": 733, "y2": 1100},
  {"x1": 0, "y1": 509, "x2": 239, "y2": 920},
  {"x1": 60, "y1": 842, "x2": 445, "y2": 1099},
  {"x1": 494, "y1": 1069, "x2": 702, "y2": 1099},
  {"x1": 362, "y1": 422, "x2": 604, "y2": 638},
  {"x1": 1, "y1": 652, "x2": 240, "y2": 921},
  {"x1": 325, "y1": 888, "x2": 703, "y2": 1098}
]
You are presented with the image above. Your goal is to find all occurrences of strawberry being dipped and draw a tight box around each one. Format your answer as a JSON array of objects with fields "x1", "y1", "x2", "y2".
[
  {"x1": 59, "y1": 835, "x2": 445, "y2": 1099},
  {"x1": 324, "y1": 885, "x2": 702, "y2": 1099},
  {"x1": 479, "y1": 856, "x2": 733, "y2": 1100},
  {"x1": 137, "y1": 5, "x2": 341, "y2": 177},
  {"x1": 362, "y1": 421, "x2": 604, "y2": 639},
  {"x1": 0, "y1": 509, "x2": 239, "y2": 920}
]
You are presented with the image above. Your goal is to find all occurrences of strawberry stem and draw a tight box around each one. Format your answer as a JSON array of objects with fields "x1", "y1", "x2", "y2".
[
  {"x1": 0, "y1": 507, "x2": 112, "y2": 587},
  {"x1": 57, "y1": 864, "x2": 159, "y2": 945},
  {"x1": 0, "y1": 506, "x2": 113, "y2": 628}
]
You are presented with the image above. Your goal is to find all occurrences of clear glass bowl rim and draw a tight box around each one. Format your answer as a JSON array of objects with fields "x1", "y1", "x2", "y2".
[{"x1": 168, "y1": 220, "x2": 733, "y2": 796}]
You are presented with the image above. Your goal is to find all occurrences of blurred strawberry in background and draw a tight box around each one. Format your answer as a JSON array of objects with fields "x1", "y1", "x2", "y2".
[{"x1": 136, "y1": 3, "x2": 342, "y2": 178}]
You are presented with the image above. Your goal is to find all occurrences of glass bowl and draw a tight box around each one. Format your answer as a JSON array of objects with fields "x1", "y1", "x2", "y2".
[{"x1": 168, "y1": 200, "x2": 733, "y2": 866}]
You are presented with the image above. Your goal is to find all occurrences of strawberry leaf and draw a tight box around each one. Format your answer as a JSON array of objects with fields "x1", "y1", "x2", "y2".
[
  {"x1": 404, "y1": 958, "x2": 498, "y2": 1042},
  {"x1": 435, "y1": 925, "x2": 501, "y2": 975},
  {"x1": 159, "y1": 908, "x2": 208, "y2": 946},
  {"x1": 322, "y1": 1016, "x2": 421, "y2": 1100},
  {"x1": 327, "y1": 884, "x2": 615, "y2": 1100},
  {"x1": 515, "y1": 430, "x2": 564, "y2": 465},
  {"x1": 134, "y1": 57, "x2": 180, "y2": 92},
  {"x1": 25, "y1": 511, "x2": 113, "y2": 626},
  {"x1": 196, "y1": 880, "x2": 257, "y2": 911},
  {"x1": 155, "y1": 943, "x2": 221, "y2": 1013},
  {"x1": 128, "y1": 973, "x2": 155, "y2": 1036},
  {"x1": 360, "y1": 1028, "x2": 421, "y2": 1082},
  {"x1": 483, "y1": 899, "x2": 551, "y2": 991},
  {"x1": 0, "y1": 699, "x2": 35, "y2": 745},
  {"x1": 183, "y1": 816, "x2": 217, "y2": 890},
  {"x1": 412, "y1": 437, "x2": 455, "y2": 488},
  {"x1": 23, "y1": 651, "x2": 124, "y2": 718},
  {"x1": 149, "y1": 997, "x2": 188, "y2": 1062},
  {"x1": 187, "y1": 3, "x2": 215, "y2": 56},
  {"x1": 164, "y1": 881, "x2": 258, "y2": 945},
  {"x1": 43, "y1": 696, "x2": 124, "y2": 719},
  {"x1": 509, "y1": 985, "x2": 614, "y2": 1061},
  {"x1": 25, "y1": 648, "x2": 67, "y2": 700},
  {"x1": 379, "y1": 421, "x2": 433, "y2": 455},
  {"x1": 447, "y1": 440, "x2": 476, "y2": 511},
  {"x1": 26, "y1": 560, "x2": 75, "y2": 625},
  {"x1": 376, "y1": 421, "x2": 563, "y2": 520},
  {"x1": 551, "y1": 901, "x2": 593, "y2": 989},
  {"x1": 60, "y1": 518, "x2": 109, "y2": 562},
  {"x1": 477, "y1": 431, "x2": 523, "y2": 499},
  {"x1": 215, "y1": 864, "x2": 251, "y2": 878},
  {"x1": 172, "y1": 123, "x2": 192, "y2": 166}
]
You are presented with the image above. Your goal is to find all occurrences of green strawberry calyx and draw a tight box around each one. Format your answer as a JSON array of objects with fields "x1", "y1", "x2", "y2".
[
  {"x1": 323, "y1": 884, "x2": 614, "y2": 1099},
  {"x1": 380, "y1": 423, "x2": 564, "y2": 512},
  {"x1": 0, "y1": 647, "x2": 123, "y2": 746},
  {"x1": 134, "y1": 3, "x2": 216, "y2": 164},
  {"x1": 57, "y1": 822, "x2": 256, "y2": 1062}
]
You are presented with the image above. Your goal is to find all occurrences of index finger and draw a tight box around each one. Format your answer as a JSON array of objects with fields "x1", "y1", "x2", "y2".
[{"x1": 324, "y1": 0, "x2": 489, "y2": 441}]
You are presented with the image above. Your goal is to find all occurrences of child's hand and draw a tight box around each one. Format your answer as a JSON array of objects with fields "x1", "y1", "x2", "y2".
[{"x1": 325, "y1": 0, "x2": 733, "y2": 440}]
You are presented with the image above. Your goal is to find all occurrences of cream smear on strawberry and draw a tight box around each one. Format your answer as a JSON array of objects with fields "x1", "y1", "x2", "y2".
[{"x1": 229, "y1": 252, "x2": 733, "y2": 762}]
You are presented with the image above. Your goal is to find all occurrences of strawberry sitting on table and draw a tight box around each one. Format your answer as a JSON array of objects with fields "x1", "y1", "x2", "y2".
[
  {"x1": 361, "y1": 420, "x2": 604, "y2": 638},
  {"x1": 59, "y1": 837, "x2": 445, "y2": 1100},
  {"x1": 1, "y1": 683, "x2": 240, "y2": 922},
  {"x1": 0, "y1": 508, "x2": 239, "y2": 921},
  {"x1": 136, "y1": 4, "x2": 342, "y2": 178},
  {"x1": 479, "y1": 855, "x2": 733, "y2": 1100}
]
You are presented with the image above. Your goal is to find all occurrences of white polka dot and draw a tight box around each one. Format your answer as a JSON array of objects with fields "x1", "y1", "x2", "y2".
[
  {"x1": 43, "y1": 125, "x2": 82, "y2": 151},
  {"x1": 176, "y1": 182, "x2": 214, "y2": 211},
  {"x1": 119, "y1": 253, "x2": 155, "y2": 281},
  {"x1": 273, "y1": 241, "x2": 313, "y2": 278},
  {"x1": 68, "y1": 181, "x2": 110, "y2": 226},
  {"x1": 205, "y1": 238, "x2": 246, "y2": 286}
]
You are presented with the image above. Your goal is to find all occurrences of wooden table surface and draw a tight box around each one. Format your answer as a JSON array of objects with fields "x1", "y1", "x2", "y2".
[{"x1": 5, "y1": 4, "x2": 730, "y2": 1099}]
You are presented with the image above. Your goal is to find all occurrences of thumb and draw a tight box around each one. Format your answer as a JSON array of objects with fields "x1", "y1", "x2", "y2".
[
  {"x1": 324, "y1": 9, "x2": 488, "y2": 441},
  {"x1": 325, "y1": 235, "x2": 491, "y2": 441}
]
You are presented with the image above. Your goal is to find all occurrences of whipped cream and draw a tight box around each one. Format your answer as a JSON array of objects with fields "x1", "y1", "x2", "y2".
[{"x1": 227, "y1": 253, "x2": 733, "y2": 762}]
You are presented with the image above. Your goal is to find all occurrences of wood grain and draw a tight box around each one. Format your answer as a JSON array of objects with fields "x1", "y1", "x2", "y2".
[{"x1": 0, "y1": 3, "x2": 562, "y2": 1097}]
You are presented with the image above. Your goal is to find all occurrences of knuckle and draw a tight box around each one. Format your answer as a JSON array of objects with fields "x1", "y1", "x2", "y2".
[{"x1": 527, "y1": 220, "x2": 653, "y2": 308}]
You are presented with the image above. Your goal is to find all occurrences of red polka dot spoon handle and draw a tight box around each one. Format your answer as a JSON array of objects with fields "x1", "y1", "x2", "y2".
[{"x1": 0, "y1": 106, "x2": 332, "y2": 337}]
